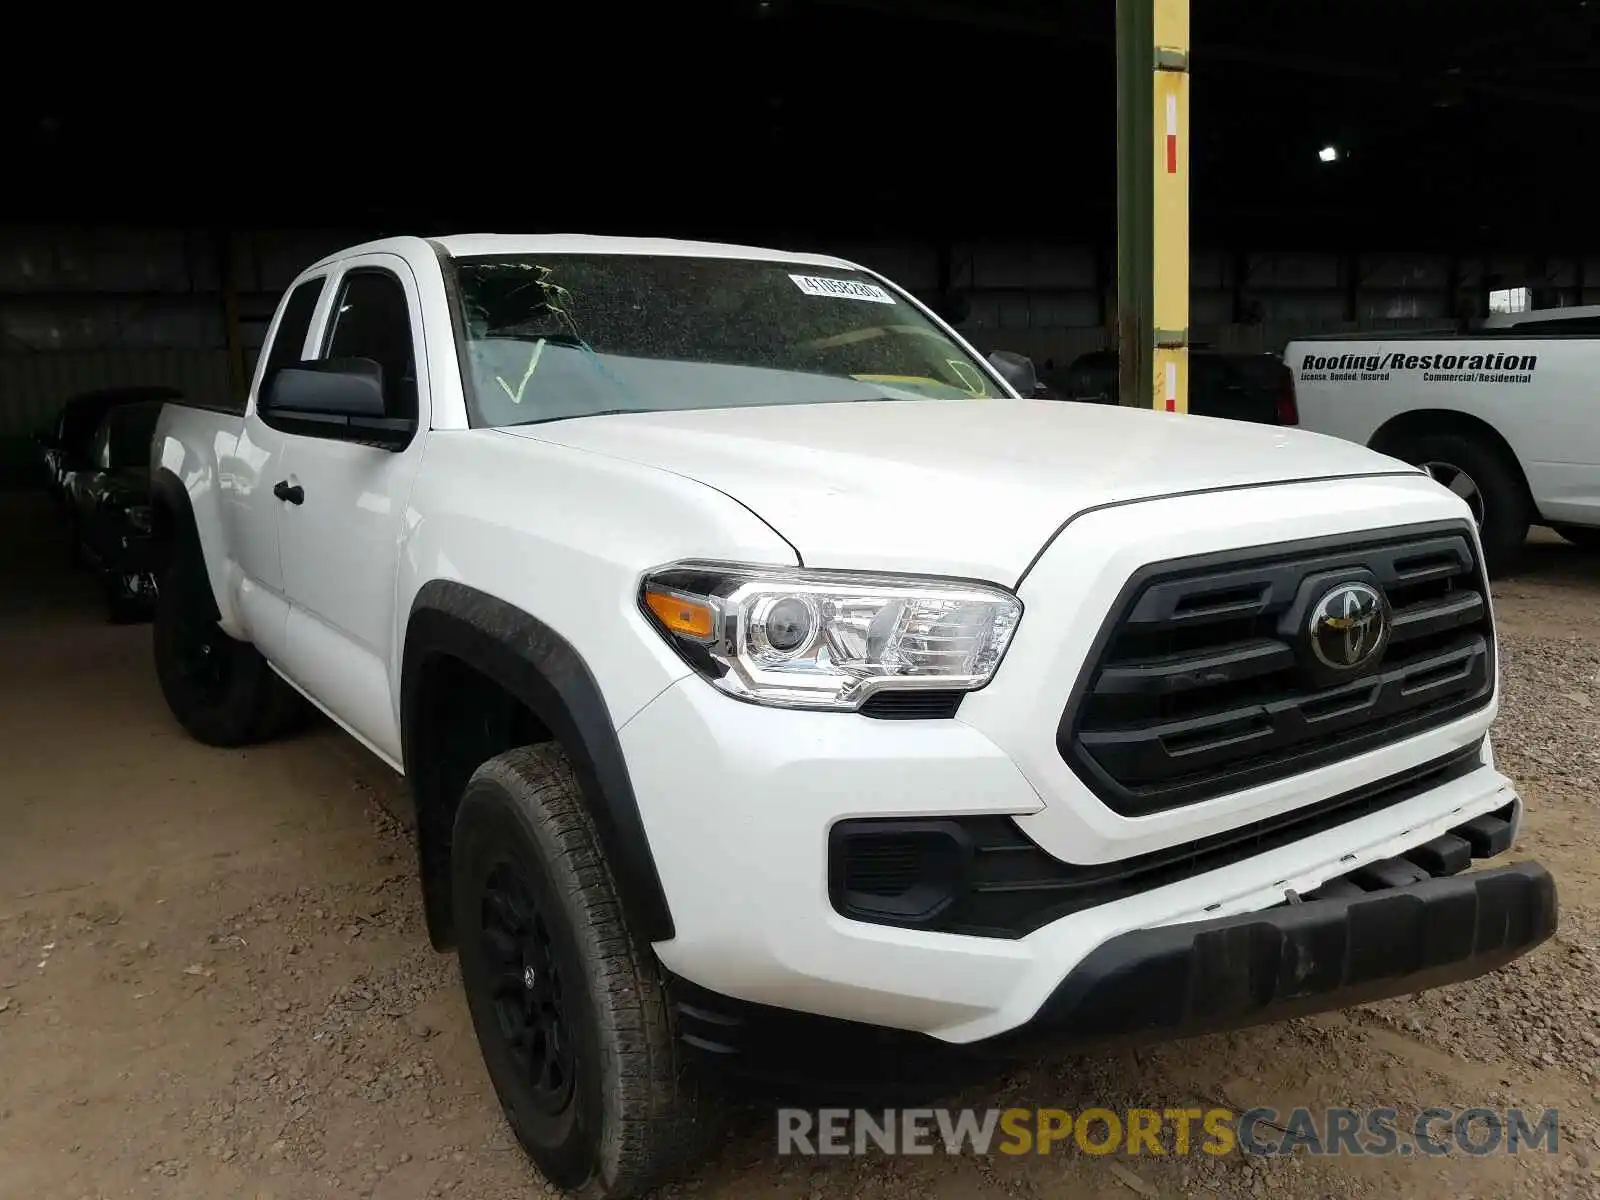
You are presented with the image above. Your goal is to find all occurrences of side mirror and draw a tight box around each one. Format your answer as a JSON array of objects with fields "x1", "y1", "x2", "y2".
[
  {"x1": 262, "y1": 357, "x2": 415, "y2": 450},
  {"x1": 988, "y1": 350, "x2": 1044, "y2": 397}
]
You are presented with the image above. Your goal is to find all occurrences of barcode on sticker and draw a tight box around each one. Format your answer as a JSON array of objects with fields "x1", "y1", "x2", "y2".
[{"x1": 789, "y1": 274, "x2": 895, "y2": 304}]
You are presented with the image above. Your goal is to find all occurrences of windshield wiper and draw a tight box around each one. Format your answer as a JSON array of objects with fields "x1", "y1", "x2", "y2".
[
  {"x1": 515, "y1": 407, "x2": 657, "y2": 426},
  {"x1": 481, "y1": 329, "x2": 590, "y2": 347},
  {"x1": 509, "y1": 396, "x2": 935, "y2": 428}
]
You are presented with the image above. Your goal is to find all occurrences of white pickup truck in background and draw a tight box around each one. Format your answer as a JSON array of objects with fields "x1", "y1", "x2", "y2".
[
  {"x1": 1286, "y1": 309, "x2": 1600, "y2": 574},
  {"x1": 145, "y1": 234, "x2": 1555, "y2": 1198}
]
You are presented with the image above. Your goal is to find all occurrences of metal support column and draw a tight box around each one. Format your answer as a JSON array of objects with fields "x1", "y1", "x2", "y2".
[{"x1": 1116, "y1": 0, "x2": 1190, "y2": 412}]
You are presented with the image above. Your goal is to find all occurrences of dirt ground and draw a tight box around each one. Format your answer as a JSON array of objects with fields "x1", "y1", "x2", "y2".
[{"x1": 2, "y1": 498, "x2": 1598, "y2": 1200}]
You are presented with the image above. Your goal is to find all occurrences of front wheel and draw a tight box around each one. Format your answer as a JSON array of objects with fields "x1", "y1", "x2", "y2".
[
  {"x1": 452, "y1": 745, "x2": 707, "y2": 1199},
  {"x1": 152, "y1": 552, "x2": 303, "y2": 746}
]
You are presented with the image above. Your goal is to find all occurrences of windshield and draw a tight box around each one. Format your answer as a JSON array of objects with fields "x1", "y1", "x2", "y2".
[{"x1": 448, "y1": 254, "x2": 1009, "y2": 428}]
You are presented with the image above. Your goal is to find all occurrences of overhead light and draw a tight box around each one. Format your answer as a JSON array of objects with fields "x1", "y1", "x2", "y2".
[{"x1": 1318, "y1": 145, "x2": 1339, "y2": 163}]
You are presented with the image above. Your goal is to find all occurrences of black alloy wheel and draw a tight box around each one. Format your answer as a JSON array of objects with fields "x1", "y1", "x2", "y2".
[
  {"x1": 451, "y1": 745, "x2": 708, "y2": 1197},
  {"x1": 480, "y1": 862, "x2": 577, "y2": 1116},
  {"x1": 152, "y1": 550, "x2": 304, "y2": 747},
  {"x1": 169, "y1": 598, "x2": 234, "y2": 699}
]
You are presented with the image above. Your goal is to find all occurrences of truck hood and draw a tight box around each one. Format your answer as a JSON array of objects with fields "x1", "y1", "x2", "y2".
[{"x1": 505, "y1": 398, "x2": 1413, "y2": 582}]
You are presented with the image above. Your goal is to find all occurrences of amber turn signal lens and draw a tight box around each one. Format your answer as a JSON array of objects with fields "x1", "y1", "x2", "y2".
[{"x1": 644, "y1": 587, "x2": 715, "y2": 639}]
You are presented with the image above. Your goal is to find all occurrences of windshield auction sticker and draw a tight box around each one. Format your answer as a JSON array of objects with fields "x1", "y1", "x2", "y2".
[{"x1": 790, "y1": 274, "x2": 896, "y2": 304}]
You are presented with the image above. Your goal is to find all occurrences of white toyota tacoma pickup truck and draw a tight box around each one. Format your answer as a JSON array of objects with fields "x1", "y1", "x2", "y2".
[{"x1": 148, "y1": 234, "x2": 1556, "y2": 1198}]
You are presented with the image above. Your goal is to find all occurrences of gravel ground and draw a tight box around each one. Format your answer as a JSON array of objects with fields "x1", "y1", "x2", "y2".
[{"x1": 2, "y1": 503, "x2": 1597, "y2": 1200}]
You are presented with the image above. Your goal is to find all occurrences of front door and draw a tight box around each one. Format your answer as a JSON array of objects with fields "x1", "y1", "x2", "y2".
[{"x1": 274, "y1": 254, "x2": 429, "y2": 765}]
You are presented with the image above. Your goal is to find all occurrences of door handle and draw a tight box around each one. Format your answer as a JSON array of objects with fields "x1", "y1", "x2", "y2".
[{"x1": 273, "y1": 480, "x2": 304, "y2": 505}]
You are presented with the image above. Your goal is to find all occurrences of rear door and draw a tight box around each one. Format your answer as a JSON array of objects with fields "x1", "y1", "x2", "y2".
[{"x1": 227, "y1": 273, "x2": 333, "y2": 665}]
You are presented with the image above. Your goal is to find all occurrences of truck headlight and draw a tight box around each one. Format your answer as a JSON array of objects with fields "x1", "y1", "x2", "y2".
[{"x1": 639, "y1": 562, "x2": 1022, "y2": 710}]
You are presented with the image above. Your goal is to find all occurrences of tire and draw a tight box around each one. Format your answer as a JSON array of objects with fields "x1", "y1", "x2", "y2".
[
  {"x1": 152, "y1": 550, "x2": 303, "y2": 746},
  {"x1": 451, "y1": 745, "x2": 707, "y2": 1199},
  {"x1": 1387, "y1": 431, "x2": 1529, "y2": 577},
  {"x1": 1553, "y1": 524, "x2": 1600, "y2": 552}
]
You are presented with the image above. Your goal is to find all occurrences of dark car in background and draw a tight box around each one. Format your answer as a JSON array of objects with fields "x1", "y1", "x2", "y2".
[
  {"x1": 34, "y1": 384, "x2": 183, "y2": 507},
  {"x1": 63, "y1": 399, "x2": 167, "y2": 622},
  {"x1": 1044, "y1": 348, "x2": 1298, "y2": 425}
]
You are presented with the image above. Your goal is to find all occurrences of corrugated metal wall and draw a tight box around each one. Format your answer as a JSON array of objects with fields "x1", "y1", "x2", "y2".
[
  {"x1": 0, "y1": 226, "x2": 354, "y2": 484},
  {"x1": 0, "y1": 350, "x2": 233, "y2": 438},
  {"x1": 0, "y1": 349, "x2": 235, "y2": 487}
]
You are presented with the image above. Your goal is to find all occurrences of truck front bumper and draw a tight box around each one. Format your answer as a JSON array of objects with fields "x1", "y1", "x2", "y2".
[
  {"x1": 1021, "y1": 858, "x2": 1556, "y2": 1043},
  {"x1": 620, "y1": 676, "x2": 1546, "y2": 1048},
  {"x1": 669, "y1": 861, "x2": 1556, "y2": 1092}
]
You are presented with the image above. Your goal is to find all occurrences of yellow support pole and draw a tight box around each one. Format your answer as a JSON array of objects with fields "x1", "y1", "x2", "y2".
[
  {"x1": 1116, "y1": 0, "x2": 1190, "y2": 413},
  {"x1": 1152, "y1": 0, "x2": 1190, "y2": 413}
]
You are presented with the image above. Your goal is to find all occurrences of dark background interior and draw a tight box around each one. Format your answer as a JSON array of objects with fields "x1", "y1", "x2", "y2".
[{"x1": 4, "y1": 0, "x2": 1595, "y2": 251}]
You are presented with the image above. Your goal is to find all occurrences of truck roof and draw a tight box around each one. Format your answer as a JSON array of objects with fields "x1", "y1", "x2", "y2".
[
  {"x1": 309, "y1": 233, "x2": 858, "y2": 272},
  {"x1": 1480, "y1": 302, "x2": 1600, "y2": 328}
]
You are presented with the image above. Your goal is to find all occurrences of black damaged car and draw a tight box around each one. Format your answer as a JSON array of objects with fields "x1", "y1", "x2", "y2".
[
  {"x1": 34, "y1": 384, "x2": 183, "y2": 508},
  {"x1": 63, "y1": 399, "x2": 166, "y2": 622}
]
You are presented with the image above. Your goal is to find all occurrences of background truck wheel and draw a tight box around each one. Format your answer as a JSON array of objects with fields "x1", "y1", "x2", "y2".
[
  {"x1": 451, "y1": 744, "x2": 706, "y2": 1199},
  {"x1": 1553, "y1": 524, "x2": 1600, "y2": 552},
  {"x1": 152, "y1": 552, "x2": 304, "y2": 746},
  {"x1": 1388, "y1": 431, "x2": 1529, "y2": 577}
]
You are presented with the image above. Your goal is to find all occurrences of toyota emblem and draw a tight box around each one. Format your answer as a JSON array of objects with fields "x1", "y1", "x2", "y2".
[{"x1": 1308, "y1": 582, "x2": 1389, "y2": 671}]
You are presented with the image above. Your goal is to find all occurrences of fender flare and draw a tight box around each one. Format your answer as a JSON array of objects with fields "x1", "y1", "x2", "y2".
[
  {"x1": 148, "y1": 467, "x2": 216, "y2": 614},
  {"x1": 149, "y1": 467, "x2": 197, "y2": 560},
  {"x1": 400, "y1": 580, "x2": 676, "y2": 946},
  {"x1": 150, "y1": 464, "x2": 233, "y2": 624}
]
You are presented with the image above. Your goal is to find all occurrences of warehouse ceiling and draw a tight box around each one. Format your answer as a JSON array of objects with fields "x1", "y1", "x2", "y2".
[{"x1": 3, "y1": 0, "x2": 1595, "y2": 250}]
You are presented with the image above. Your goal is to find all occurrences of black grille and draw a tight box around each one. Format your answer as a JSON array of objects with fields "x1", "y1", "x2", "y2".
[{"x1": 1059, "y1": 521, "x2": 1495, "y2": 816}]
